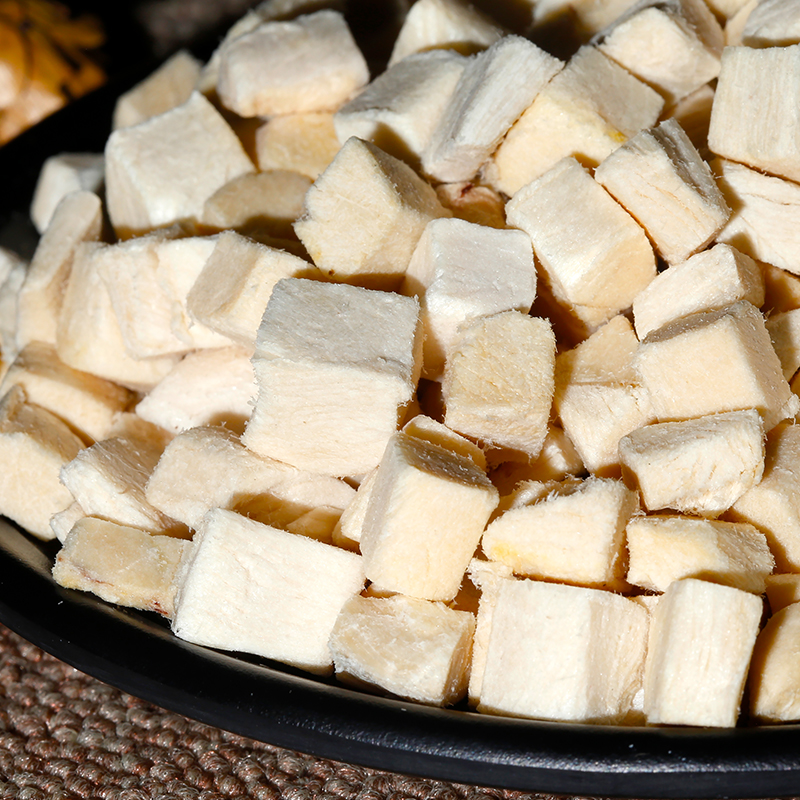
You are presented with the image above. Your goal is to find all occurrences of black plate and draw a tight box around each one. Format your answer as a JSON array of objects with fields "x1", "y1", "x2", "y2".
[{"x1": 2, "y1": 76, "x2": 800, "y2": 800}]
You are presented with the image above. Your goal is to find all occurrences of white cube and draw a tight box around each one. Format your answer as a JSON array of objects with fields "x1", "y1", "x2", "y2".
[{"x1": 172, "y1": 508, "x2": 364, "y2": 674}]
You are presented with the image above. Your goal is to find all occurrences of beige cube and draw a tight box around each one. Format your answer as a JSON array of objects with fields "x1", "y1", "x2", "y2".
[
  {"x1": 57, "y1": 243, "x2": 180, "y2": 393},
  {"x1": 742, "y1": 0, "x2": 800, "y2": 46},
  {"x1": 335, "y1": 50, "x2": 467, "y2": 173},
  {"x1": 619, "y1": 409, "x2": 765, "y2": 517},
  {"x1": 556, "y1": 314, "x2": 640, "y2": 384},
  {"x1": 0, "y1": 248, "x2": 26, "y2": 365},
  {"x1": 0, "y1": 341, "x2": 133, "y2": 443},
  {"x1": 360, "y1": 431, "x2": 498, "y2": 601},
  {"x1": 466, "y1": 558, "x2": 514, "y2": 707},
  {"x1": 724, "y1": 0, "x2": 759, "y2": 45},
  {"x1": 331, "y1": 469, "x2": 377, "y2": 552},
  {"x1": 97, "y1": 234, "x2": 232, "y2": 360},
  {"x1": 112, "y1": 49, "x2": 202, "y2": 130},
  {"x1": 0, "y1": 386, "x2": 84, "y2": 539},
  {"x1": 243, "y1": 278, "x2": 421, "y2": 476},
  {"x1": 17, "y1": 190, "x2": 102, "y2": 351},
  {"x1": 421, "y1": 35, "x2": 563, "y2": 183},
  {"x1": 388, "y1": 0, "x2": 503, "y2": 67},
  {"x1": 293, "y1": 137, "x2": 450, "y2": 290},
  {"x1": 146, "y1": 425, "x2": 354, "y2": 532},
  {"x1": 594, "y1": 0, "x2": 723, "y2": 105},
  {"x1": 709, "y1": 45, "x2": 800, "y2": 184},
  {"x1": 594, "y1": 119, "x2": 729, "y2": 265},
  {"x1": 558, "y1": 383, "x2": 656, "y2": 476},
  {"x1": 134, "y1": 347, "x2": 257, "y2": 435},
  {"x1": 728, "y1": 422, "x2": 800, "y2": 572},
  {"x1": 763, "y1": 262, "x2": 800, "y2": 315},
  {"x1": 104, "y1": 91, "x2": 254, "y2": 237},
  {"x1": 489, "y1": 425, "x2": 584, "y2": 490},
  {"x1": 643, "y1": 578, "x2": 763, "y2": 727},
  {"x1": 632, "y1": 243, "x2": 764, "y2": 339},
  {"x1": 186, "y1": 231, "x2": 316, "y2": 349},
  {"x1": 332, "y1": 415, "x2": 486, "y2": 551},
  {"x1": 478, "y1": 578, "x2": 649, "y2": 723},
  {"x1": 554, "y1": 316, "x2": 656, "y2": 475},
  {"x1": 662, "y1": 83, "x2": 715, "y2": 150},
  {"x1": 714, "y1": 158, "x2": 800, "y2": 276},
  {"x1": 750, "y1": 603, "x2": 800, "y2": 722},
  {"x1": 626, "y1": 515, "x2": 775, "y2": 594},
  {"x1": 765, "y1": 574, "x2": 800, "y2": 613},
  {"x1": 402, "y1": 414, "x2": 487, "y2": 469},
  {"x1": 635, "y1": 301, "x2": 798, "y2": 432},
  {"x1": 482, "y1": 476, "x2": 638, "y2": 587},
  {"x1": 195, "y1": 8, "x2": 265, "y2": 96},
  {"x1": 52, "y1": 518, "x2": 189, "y2": 617},
  {"x1": 767, "y1": 308, "x2": 800, "y2": 380},
  {"x1": 49, "y1": 501, "x2": 86, "y2": 544},
  {"x1": 172, "y1": 508, "x2": 364, "y2": 674},
  {"x1": 506, "y1": 157, "x2": 656, "y2": 319},
  {"x1": 328, "y1": 593, "x2": 474, "y2": 706},
  {"x1": 61, "y1": 436, "x2": 188, "y2": 538},
  {"x1": 30, "y1": 153, "x2": 104, "y2": 234},
  {"x1": 435, "y1": 181, "x2": 507, "y2": 229},
  {"x1": 402, "y1": 217, "x2": 536, "y2": 379},
  {"x1": 200, "y1": 171, "x2": 312, "y2": 238},
  {"x1": 216, "y1": 10, "x2": 369, "y2": 117},
  {"x1": 442, "y1": 311, "x2": 556, "y2": 460},
  {"x1": 489, "y1": 46, "x2": 664, "y2": 197},
  {"x1": 255, "y1": 112, "x2": 341, "y2": 179}
]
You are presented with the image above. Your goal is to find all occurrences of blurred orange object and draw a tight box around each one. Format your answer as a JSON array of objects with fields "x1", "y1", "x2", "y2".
[{"x1": 0, "y1": 0, "x2": 105, "y2": 144}]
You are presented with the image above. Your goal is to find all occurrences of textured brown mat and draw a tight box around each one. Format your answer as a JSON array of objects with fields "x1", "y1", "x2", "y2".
[{"x1": 0, "y1": 623, "x2": 558, "y2": 800}]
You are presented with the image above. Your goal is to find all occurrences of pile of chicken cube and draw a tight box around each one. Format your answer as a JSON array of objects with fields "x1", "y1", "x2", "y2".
[{"x1": 2, "y1": 0, "x2": 800, "y2": 729}]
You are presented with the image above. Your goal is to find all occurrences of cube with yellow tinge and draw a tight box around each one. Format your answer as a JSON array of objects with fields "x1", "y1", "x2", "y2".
[
  {"x1": 488, "y1": 46, "x2": 663, "y2": 197},
  {"x1": 625, "y1": 515, "x2": 774, "y2": 594},
  {"x1": 619, "y1": 409, "x2": 765, "y2": 517},
  {"x1": 53, "y1": 518, "x2": 189, "y2": 618},
  {"x1": 482, "y1": 476, "x2": 638, "y2": 588},
  {"x1": 506, "y1": 157, "x2": 656, "y2": 322},
  {"x1": 293, "y1": 137, "x2": 450, "y2": 291},
  {"x1": 112, "y1": 49, "x2": 201, "y2": 131},
  {"x1": 749, "y1": 603, "x2": 800, "y2": 722},
  {"x1": 728, "y1": 422, "x2": 800, "y2": 572},
  {"x1": 635, "y1": 300, "x2": 798, "y2": 432},
  {"x1": 443, "y1": 311, "x2": 556, "y2": 460},
  {"x1": 0, "y1": 386, "x2": 83, "y2": 540},
  {"x1": 0, "y1": 341, "x2": 132, "y2": 443},
  {"x1": 360, "y1": 431, "x2": 499, "y2": 602},
  {"x1": 328, "y1": 593, "x2": 474, "y2": 706},
  {"x1": 387, "y1": 0, "x2": 502, "y2": 67}
]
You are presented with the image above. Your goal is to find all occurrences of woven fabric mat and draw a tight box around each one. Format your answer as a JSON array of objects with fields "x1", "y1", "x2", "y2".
[{"x1": 0, "y1": 623, "x2": 568, "y2": 800}]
